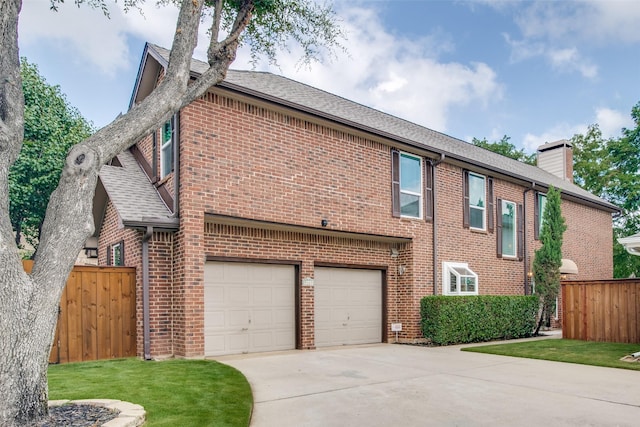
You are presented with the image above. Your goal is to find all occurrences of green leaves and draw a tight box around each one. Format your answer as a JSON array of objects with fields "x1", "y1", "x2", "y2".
[
  {"x1": 532, "y1": 185, "x2": 566, "y2": 332},
  {"x1": 572, "y1": 102, "x2": 640, "y2": 278},
  {"x1": 9, "y1": 59, "x2": 94, "y2": 254},
  {"x1": 216, "y1": 0, "x2": 345, "y2": 67},
  {"x1": 472, "y1": 135, "x2": 537, "y2": 165},
  {"x1": 421, "y1": 295, "x2": 539, "y2": 345}
]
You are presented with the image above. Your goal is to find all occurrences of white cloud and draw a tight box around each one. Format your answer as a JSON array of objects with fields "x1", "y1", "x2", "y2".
[
  {"x1": 522, "y1": 122, "x2": 588, "y2": 153},
  {"x1": 547, "y1": 47, "x2": 598, "y2": 79},
  {"x1": 19, "y1": 2, "x2": 501, "y2": 133},
  {"x1": 502, "y1": 0, "x2": 640, "y2": 79},
  {"x1": 505, "y1": 35, "x2": 598, "y2": 79},
  {"x1": 516, "y1": 0, "x2": 640, "y2": 45},
  {"x1": 242, "y1": 6, "x2": 502, "y2": 132},
  {"x1": 595, "y1": 107, "x2": 634, "y2": 138},
  {"x1": 522, "y1": 106, "x2": 632, "y2": 152},
  {"x1": 20, "y1": 1, "x2": 132, "y2": 76}
]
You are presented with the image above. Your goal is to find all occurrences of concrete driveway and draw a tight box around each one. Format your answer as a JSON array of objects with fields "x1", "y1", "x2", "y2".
[{"x1": 219, "y1": 340, "x2": 640, "y2": 426}]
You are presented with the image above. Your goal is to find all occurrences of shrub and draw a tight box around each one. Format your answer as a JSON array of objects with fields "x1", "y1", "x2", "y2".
[{"x1": 420, "y1": 295, "x2": 539, "y2": 345}]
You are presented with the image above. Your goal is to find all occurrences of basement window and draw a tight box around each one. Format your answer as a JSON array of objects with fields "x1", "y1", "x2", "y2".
[{"x1": 443, "y1": 262, "x2": 478, "y2": 295}]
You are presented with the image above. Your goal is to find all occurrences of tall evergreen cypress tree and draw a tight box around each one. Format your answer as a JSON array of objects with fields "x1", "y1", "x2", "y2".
[{"x1": 533, "y1": 186, "x2": 567, "y2": 335}]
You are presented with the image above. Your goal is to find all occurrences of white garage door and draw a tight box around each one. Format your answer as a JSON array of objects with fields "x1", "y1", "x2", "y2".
[
  {"x1": 314, "y1": 267, "x2": 382, "y2": 347},
  {"x1": 204, "y1": 262, "x2": 295, "y2": 356}
]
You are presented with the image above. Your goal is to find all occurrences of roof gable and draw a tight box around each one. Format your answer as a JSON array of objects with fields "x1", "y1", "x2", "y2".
[{"x1": 93, "y1": 149, "x2": 177, "y2": 234}]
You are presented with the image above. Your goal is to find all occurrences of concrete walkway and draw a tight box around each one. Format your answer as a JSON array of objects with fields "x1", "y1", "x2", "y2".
[{"x1": 219, "y1": 338, "x2": 640, "y2": 427}]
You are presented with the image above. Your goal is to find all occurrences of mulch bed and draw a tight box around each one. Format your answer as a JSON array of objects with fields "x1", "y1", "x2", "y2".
[{"x1": 26, "y1": 404, "x2": 119, "y2": 427}]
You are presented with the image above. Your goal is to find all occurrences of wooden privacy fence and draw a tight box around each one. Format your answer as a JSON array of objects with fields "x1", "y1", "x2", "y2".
[
  {"x1": 23, "y1": 261, "x2": 137, "y2": 364},
  {"x1": 562, "y1": 279, "x2": 640, "y2": 343}
]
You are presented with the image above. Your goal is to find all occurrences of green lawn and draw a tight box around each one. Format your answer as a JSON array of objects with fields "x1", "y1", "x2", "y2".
[
  {"x1": 48, "y1": 358, "x2": 252, "y2": 426},
  {"x1": 462, "y1": 339, "x2": 640, "y2": 371}
]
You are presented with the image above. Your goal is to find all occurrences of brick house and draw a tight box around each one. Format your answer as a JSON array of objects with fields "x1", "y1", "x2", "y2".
[{"x1": 91, "y1": 43, "x2": 618, "y2": 359}]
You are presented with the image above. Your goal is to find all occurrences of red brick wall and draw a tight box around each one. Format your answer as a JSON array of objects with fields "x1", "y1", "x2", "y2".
[
  {"x1": 167, "y1": 87, "x2": 614, "y2": 354},
  {"x1": 561, "y1": 199, "x2": 613, "y2": 280},
  {"x1": 202, "y1": 223, "x2": 426, "y2": 345},
  {"x1": 148, "y1": 232, "x2": 174, "y2": 357},
  {"x1": 98, "y1": 201, "x2": 177, "y2": 357},
  {"x1": 98, "y1": 82, "x2": 615, "y2": 357},
  {"x1": 436, "y1": 163, "x2": 528, "y2": 296},
  {"x1": 173, "y1": 91, "x2": 436, "y2": 353}
]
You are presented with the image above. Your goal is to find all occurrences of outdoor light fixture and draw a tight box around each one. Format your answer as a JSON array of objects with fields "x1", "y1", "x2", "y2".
[
  {"x1": 84, "y1": 236, "x2": 98, "y2": 258},
  {"x1": 321, "y1": 219, "x2": 328, "y2": 227}
]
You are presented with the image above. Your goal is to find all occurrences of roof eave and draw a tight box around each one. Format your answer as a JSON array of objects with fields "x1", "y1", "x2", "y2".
[{"x1": 122, "y1": 218, "x2": 180, "y2": 232}]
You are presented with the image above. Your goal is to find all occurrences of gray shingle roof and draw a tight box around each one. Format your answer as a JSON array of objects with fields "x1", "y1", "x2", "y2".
[
  {"x1": 99, "y1": 150, "x2": 175, "y2": 227},
  {"x1": 147, "y1": 43, "x2": 617, "y2": 212}
]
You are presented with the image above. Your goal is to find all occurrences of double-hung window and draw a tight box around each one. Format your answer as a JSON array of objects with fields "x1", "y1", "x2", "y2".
[
  {"x1": 400, "y1": 153, "x2": 422, "y2": 218},
  {"x1": 467, "y1": 172, "x2": 486, "y2": 229},
  {"x1": 443, "y1": 262, "x2": 478, "y2": 295},
  {"x1": 500, "y1": 200, "x2": 517, "y2": 257},
  {"x1": 534, "y1": 192, "x2": 547, "y2": 240},
  {"x1": 160, "y1": 119, "x2": 173, "y2": 179},
  {"x1": 463, "y1": 171, "x2": 493, "y2": 232},
  {"x1": 391, "y1": 150, "x2": 423, "y2": 219},
  {"x1": 497, "y1": 199, "x2": 524, "y2": 259}
]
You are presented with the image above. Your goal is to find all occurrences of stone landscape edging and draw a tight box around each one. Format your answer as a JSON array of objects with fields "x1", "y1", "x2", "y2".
[{"x1": 48, "y1": 399, "x2": 146, "y2": 427}]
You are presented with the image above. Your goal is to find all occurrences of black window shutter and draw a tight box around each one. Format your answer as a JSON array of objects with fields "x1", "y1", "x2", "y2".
[
  {"x1": 391, "y1": 149, "x2": 400, "y2": 217},
  {"x1": 151, "y1": 131, "x2": 158, "y2": 182},
  {"x1": 120, "y1": 240, "x2": 125, "y2": 266},
  {"x1": 425, "y1": 161, "x2": 433, "y2": 222},
  {"x1": 534, "y1": 192, "x2": 540, "y2": 240},
  {"x1": 487, "y1": 178, "x2": 494, "y2": 233},
  {"x1": 496, "y1": 198, "x2": 503, "y2": 258},
  {"x1": 106, "y1": 245, "x2": 112, "y2": 266},
  {"x1": 517, "y1": 204, "x2": 524, "y2": 261},
  {"x1": 463, "y1": 170, "x2": 470, "y2": 228},
  {"x1": 170, "y1": 115, "x2": 176, "y2": 173}
]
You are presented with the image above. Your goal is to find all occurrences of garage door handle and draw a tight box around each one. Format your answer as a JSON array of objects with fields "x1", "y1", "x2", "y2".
[
  {"x1": 342, "y1": 323, "x2": 347, "y2": 326},
  {"x1": 241, "y1": 328, "x2": 249, "y2": 331}
]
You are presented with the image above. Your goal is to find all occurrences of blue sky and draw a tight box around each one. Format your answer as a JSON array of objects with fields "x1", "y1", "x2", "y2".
[{"x1": 18, "y1": 0, "x2": 640, "y2": 153}]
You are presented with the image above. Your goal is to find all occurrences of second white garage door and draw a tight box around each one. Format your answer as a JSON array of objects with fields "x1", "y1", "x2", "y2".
[
  {"x1": 204, "y1": 262, "x2": 295, "y2": 356},
  {"x1": 314, "y1": 267, "x2": 382, "y2": 347}
]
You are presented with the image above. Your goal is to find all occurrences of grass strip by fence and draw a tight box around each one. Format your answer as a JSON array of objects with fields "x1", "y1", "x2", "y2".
[{"x1": 462, "y1": 339, "x2": 640, "y2": 371}]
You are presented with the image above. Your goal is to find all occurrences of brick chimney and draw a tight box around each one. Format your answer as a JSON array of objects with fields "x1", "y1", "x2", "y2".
[{"x1": 536, "y1": 139, "x2": 573, "y2": 182}]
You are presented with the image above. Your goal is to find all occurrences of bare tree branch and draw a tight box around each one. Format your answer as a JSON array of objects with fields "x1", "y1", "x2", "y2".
[{"x1": 211, "y1": 0, "x2": 224, "y2": 43}]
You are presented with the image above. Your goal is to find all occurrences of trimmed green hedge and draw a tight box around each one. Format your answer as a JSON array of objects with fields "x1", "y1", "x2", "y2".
[{"x1": 420, "y1": 295, "x2": 539, "y2": 345}]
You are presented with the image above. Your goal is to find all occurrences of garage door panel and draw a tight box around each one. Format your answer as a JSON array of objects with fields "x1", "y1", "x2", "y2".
[
  {"x1": 227, "y1": 334, "x2": 250, "y2": 353},
  {"x1": 205, "y1": 335, "x2": 225, "y2": 354},
  {"x1": 205, "y1": 311, "x2": 225, "y2": 328},
  {"x1": 204, "y1": 262, "x2": 295, "y2": 356},
  {"x1": 314, "y1": 267, "x2": 382, "y2": 348},
  {"x1": 228, "y1": 287, "x2": 250, "y2": 304},
  {"x1": 273, "y1": 330, "x2": 295, "y2": 347},
  {"x1": 252, "y1": 287, "x2": 271, "y2": 303},
  {"x1": 350, "y1": 307, "x2": 379, "y2": 321},
  {"x1": 272, "y1": 308, "x2": 294, "y2": 325},
  {"x1": 272, "y1": 287, "x2": 294, "y2": 303},
  {"x1": 348, "y1": 327, "x2": 379, "y2": 344},
  {"x1": 227, "y1": 310, "x2": 250, "y2": 327}
]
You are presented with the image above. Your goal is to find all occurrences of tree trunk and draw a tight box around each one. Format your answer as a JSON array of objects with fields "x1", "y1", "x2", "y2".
[
  {"x1": 0, "y1": 271, "x2": 59, "y2": 424},
  {"x1": 0, "y1": 0, "x2": 255, "y2": 423}
]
